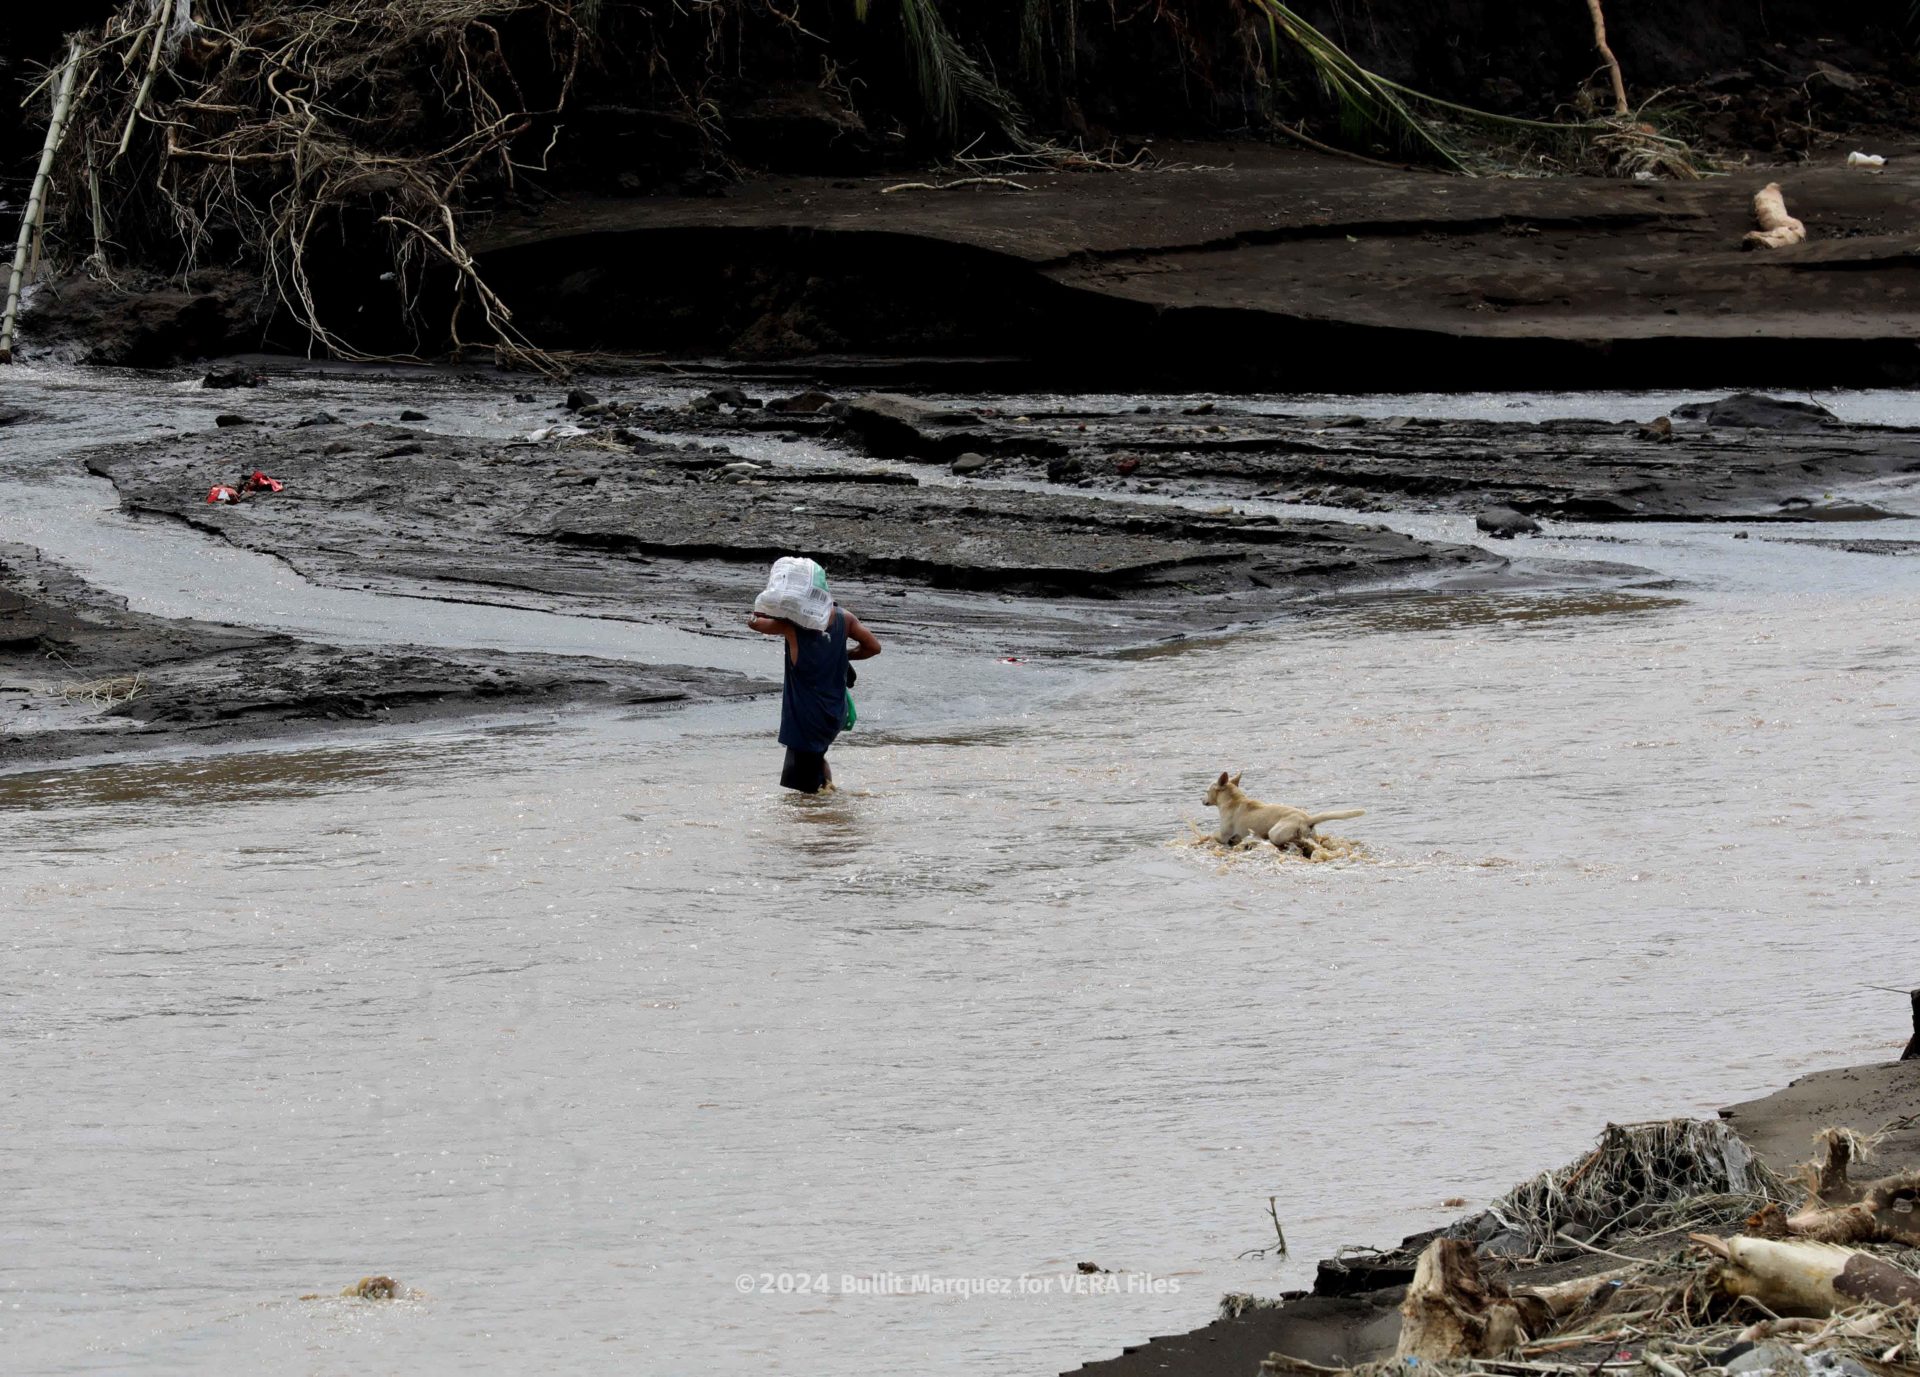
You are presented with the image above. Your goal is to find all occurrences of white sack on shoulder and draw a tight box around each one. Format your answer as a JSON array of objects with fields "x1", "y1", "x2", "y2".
[{"x1": 754, "y1": 556, "x2": 833, "y2": 631}]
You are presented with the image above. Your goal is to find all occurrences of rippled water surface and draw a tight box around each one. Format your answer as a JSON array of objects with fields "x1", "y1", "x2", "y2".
[{"x1": 5, "y1": 368, "x2": 1920, "y2": 1375}]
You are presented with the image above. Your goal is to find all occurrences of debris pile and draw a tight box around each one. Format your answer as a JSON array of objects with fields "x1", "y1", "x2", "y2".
[{"x1": 1260, "y1": 1119, "x2": 1920, "y2": 1377}]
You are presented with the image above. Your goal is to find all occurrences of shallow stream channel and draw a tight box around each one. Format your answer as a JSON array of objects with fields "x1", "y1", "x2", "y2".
[{"x1": 4, "y1": 366, "x2": 1919, "y2": 1375}]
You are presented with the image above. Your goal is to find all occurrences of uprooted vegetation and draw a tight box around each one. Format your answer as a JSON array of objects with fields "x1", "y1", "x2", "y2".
[{"x1": 11, "y1": 0, "x2": 1765, "y2": 365}]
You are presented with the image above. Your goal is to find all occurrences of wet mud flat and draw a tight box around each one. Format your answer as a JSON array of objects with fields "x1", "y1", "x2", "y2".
[
  {"x1": 747, "y1": 390, "x2": 1920, "y2": 523},
  {"x1": 1069, "y1": 1054, "x2": 1920, "y2": 1377},
  {"x1": 74, "y1": 400, "x2": 1506, "y2": 645},
  {"x1": 0, "y1": 541, "x2": 761, "y2": 768}
]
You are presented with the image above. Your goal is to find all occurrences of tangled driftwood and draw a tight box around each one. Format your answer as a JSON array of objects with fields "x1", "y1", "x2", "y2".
[{"x1": 34, "y1": 0, "x2": 586, "y2": 371}]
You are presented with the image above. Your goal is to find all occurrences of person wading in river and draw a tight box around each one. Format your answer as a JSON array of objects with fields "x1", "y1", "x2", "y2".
[{"x1": 747, "y1": 557, "x2": 882, "y2": 794}]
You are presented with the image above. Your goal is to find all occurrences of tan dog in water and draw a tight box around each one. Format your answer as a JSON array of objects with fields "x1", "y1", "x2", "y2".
[{"x1": 1203, "y1": 772, "x2": 1364, "y2": 857}]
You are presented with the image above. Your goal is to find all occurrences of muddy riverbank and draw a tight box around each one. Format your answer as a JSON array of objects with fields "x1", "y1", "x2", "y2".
[{"x1": 471, "y1": 147, "x2": 1920, "y2": 390}]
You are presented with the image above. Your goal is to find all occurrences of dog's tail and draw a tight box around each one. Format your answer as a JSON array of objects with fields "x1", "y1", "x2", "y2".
[{"x1": 1307, "y1": 809, "x2": 1364, "y2": 825}]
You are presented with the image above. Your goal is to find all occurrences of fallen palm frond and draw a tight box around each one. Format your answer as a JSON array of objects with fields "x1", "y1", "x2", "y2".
[{"x1": 1247, "y1": 2, "x2": 1705, "y2": 179}]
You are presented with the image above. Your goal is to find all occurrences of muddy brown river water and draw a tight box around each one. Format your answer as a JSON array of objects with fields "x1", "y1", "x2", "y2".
[{"x1": 4, "y1": 368, "x2": 1920, "y2": 1375}]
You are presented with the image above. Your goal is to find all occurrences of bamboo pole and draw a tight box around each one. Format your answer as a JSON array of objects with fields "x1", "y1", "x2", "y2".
[
  {"x1": 114, "y1": 0, "x2": 176, "y2": 164},
  {"x1": 1585, "y1": 0, "x2": 1630, "y2": 118},
  {"x1": 1, "y1": 40, "x2": 84, "y2": 365}
]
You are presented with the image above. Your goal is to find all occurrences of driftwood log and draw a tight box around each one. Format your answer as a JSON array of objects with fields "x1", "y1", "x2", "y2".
[
  {"x1": 1692, "y1": 1234, "x2": 1920, "y2": 1314},
  {"x1": 1396, "y1": 1239, "x2": 1529, "y2": 1360}
]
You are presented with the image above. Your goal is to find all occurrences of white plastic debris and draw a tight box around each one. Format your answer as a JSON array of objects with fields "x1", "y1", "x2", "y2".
[
  {"x1": 753, "y1": 556, "x2": 833, "y2": 631},
  {"x1": 1847, "y1": 151, "x2": 1886, "y2": 169}
]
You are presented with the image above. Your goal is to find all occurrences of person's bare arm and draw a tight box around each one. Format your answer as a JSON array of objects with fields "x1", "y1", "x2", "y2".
[
  {"x1": 747, "y1": 613, "x2": 799, "y2": 664},
  {"x1": 844, "y1": 611, "x2": 882, "y2": 661}
]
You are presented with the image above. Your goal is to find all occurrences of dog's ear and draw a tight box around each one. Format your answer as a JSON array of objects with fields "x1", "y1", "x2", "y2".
[
  {"x1": 1231, "y1": 771, "x2": 1243, "y2": 786},
  {"x1": 1216, "y1": 771, "x2": 1229, "y2": 786}
]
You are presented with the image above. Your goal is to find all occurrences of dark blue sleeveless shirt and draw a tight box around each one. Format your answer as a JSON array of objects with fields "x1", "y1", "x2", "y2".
[{"x1": 779, "y1": 609, "x2": 849, "y2": 753}]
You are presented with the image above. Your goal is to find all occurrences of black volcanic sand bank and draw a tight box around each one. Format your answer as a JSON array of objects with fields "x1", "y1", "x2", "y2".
[
  {"x1": 0, "y1": 542, "x2": 762, "y2": 768},
  {"x1": 763, "y1": 391, "x2": 1920, "y2": 522},
  {"x1": 75, "y1": 407, "x2": 1506, "y2": 656},
  {"x1": 1067, "y1": 1056, "x2": 1920, "y2": 1377}
]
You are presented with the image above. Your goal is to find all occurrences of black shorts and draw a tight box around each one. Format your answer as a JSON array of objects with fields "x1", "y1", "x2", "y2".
[{"x1": 780, "y1": 747, "x2": 830, "y2": 794}]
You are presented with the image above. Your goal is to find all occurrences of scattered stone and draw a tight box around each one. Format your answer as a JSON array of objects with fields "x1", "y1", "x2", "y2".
[
  {"x1": 951, "y1": 452, "x2": 992, "y2": 475},
  {"x1": 706, "y1": 386, "x2": 762, "y2": 409},
  {"x1": 1671, "y1": 393, "x2": 1838, "y2": 430},
  {"x1": 1476, "y1": 506, "x2": 1542, "y2": 538},
  {"x1": 398, "y1": 409, "x2": 430, "y2": 422},
  {"x1": 766, "y1": 389, "x2": 837, "y2": 414},
  {"x1": 213, "y1": 414, "x2": 256, "y2": 428},
  {"x1": 201, "y1": 367, "x2": 262, "y2": 389},
  {"x1": 687, "y1": 396, "x2": 721, "y2": 414},
  {"x1": 1046, "y1": 455, "x2": 1084, "y2": 484},
  {"x1": 1115, "y1": 456, "x2": 1141, "y2": 477},
  {"x1": 1182, "y1": 401, "x2": 1216, "y2": 416},
  {"x1": 514, "y1": 392, "x2": 536, "y2": 403},
  {"x1": 564, "y1": 388, "x2": 598, "y2": 412},
  {"x1": 294, "y1": 412, "x2": 340, "y2": 428}
]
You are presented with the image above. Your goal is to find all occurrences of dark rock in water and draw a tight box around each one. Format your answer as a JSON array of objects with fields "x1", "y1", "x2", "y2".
[
  {"x1": 564, "y1": 388, "x2": 598, "y2": 412},
  {"x1": 950, "y1": 452, "x2": 992, "y2": 475},
  {"x1": 1671, "y1": 393, "x2": 1838, "y2": 430},
  {"x1": 706, "y1": 386, "x2": 761, "y2": 409},
  {"x1": 294, "y1": 412, "x2": 340, "y2": 428},
  {"x1": 514, "y1": 393, "x2": 536, "y2": 403},
  {"x1": 201, "y1": 367, "x2": 262, "y2": 389},
  {"x1": 839, "y1": 393, "x2": 993, "y2": 459},
  {"x1": 213, "y1": 414, "x2": 256, "y2": 428},
  {"x1": 767, "y1": 389, "x2": 836, "y2": 414},
  {"x1": 0, "y1": 406, "x2": 27, "y2": 426},
  {"x1": 398, "y1": 409, "x2": 430, "y2": 422},
  {"x1": 1476, "y1": 506, "x2": 1541, "y2": 538}
]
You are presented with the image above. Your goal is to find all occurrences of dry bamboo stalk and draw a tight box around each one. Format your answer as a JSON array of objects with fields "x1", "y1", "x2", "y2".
[
  {"x1": 1585, "y1": 0, "x2": 1629, "y2": 118},
  {"x1": 114, "y1": 0, "x2": 176, "y2": 164},
  {"x1": 1, "y1": 41, "x2": 85, "y2": 364}
]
